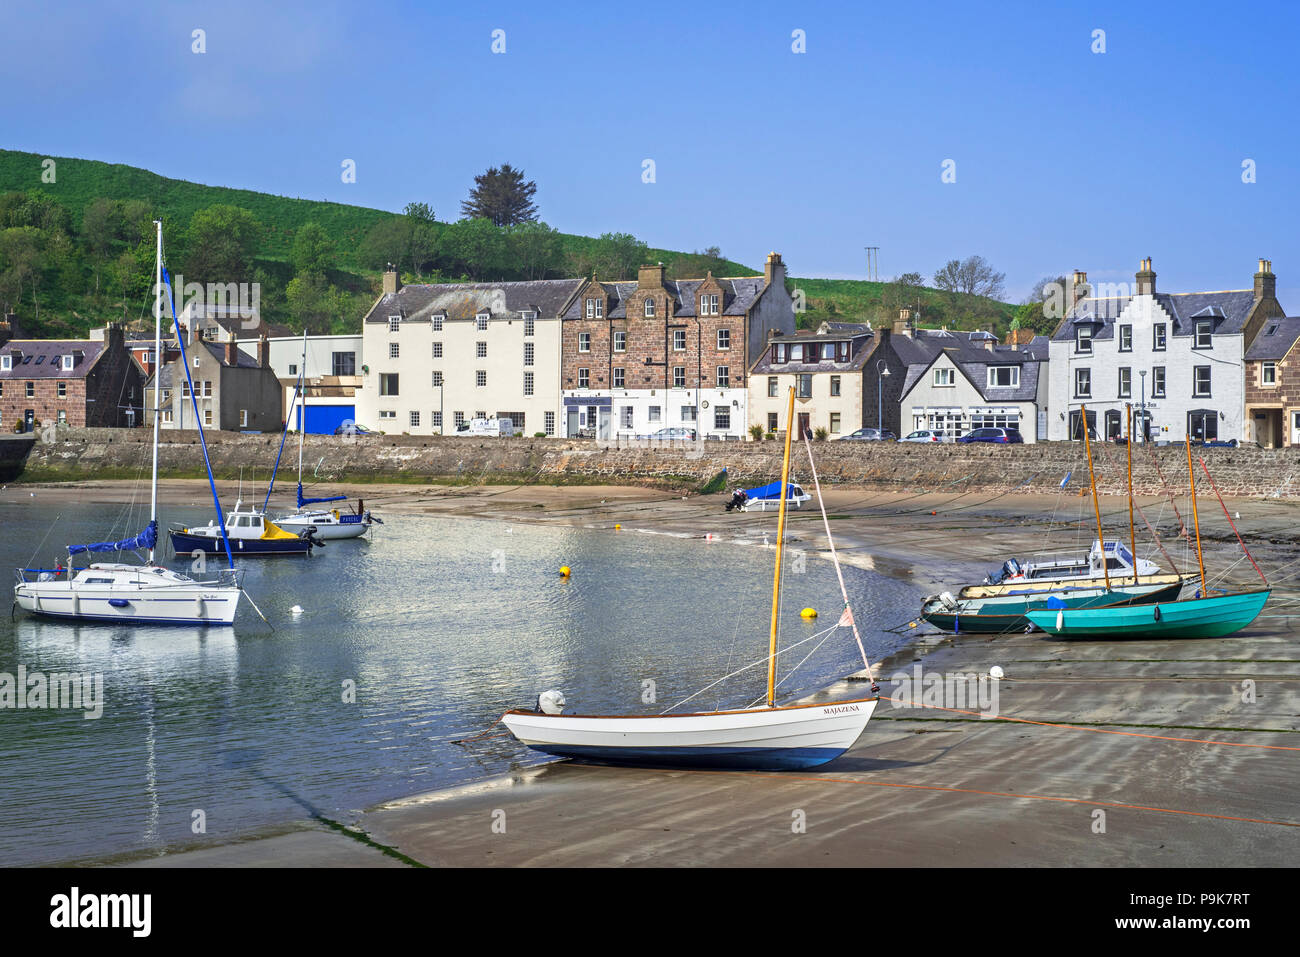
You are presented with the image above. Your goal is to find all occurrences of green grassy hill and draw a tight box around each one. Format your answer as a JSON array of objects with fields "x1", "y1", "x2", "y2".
[{"x1": 0, "y1": 148, "x2": 1016, "y2": 337}]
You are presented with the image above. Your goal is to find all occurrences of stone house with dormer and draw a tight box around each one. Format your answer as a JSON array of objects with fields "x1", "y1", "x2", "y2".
[
  {"x1": 1048, "y1": 259, "x2": 1286, "y2": 443},
  {"x1": 560, "y1": 253, "x2": 794, "y2": 439},
  {"x1": 1, "y1": 325, "x2": 145, "y2": 432},
  {"x1": 1243, "y1": 315, "x2": 1300, "y2": 448}
]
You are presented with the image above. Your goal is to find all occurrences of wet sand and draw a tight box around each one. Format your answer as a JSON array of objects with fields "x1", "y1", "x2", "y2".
[{"x1": 14, "y1": 479, "x2": 1298, "y2": 867}]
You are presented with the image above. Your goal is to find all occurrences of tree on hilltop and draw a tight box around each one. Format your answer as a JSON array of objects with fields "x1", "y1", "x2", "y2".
[{"x1": 460, "y1": 164, "x2": 538, "y2": 227}]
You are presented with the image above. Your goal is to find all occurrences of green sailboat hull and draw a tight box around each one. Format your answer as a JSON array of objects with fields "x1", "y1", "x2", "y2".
[
  {"x1": 1024, "y1": 589, "x2": 1271, "y2": 639},
  {"x1": 921, "y1": 580, "x2": 1185, "y2": 634}
]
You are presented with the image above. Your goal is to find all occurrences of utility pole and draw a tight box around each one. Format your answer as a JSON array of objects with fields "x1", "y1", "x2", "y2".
[{"x1": 864, "y1": 246, "x2": 880, "y2": 282}]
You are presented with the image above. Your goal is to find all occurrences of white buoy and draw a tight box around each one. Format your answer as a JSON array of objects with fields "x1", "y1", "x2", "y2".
[
  {"x1": 291, "y1": 605, "x2": 304, "y2": 617},
  {"x1": 989, "y1": 665, "x2": 1004, "y2": 680}
]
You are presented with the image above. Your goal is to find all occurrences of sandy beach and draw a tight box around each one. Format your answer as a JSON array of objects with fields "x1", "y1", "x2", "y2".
[{"x1": 10, "y1": 478, "x2": 1298, "y2": 867}]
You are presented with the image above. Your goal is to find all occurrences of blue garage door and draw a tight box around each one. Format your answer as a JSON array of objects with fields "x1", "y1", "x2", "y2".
[{"x1": 297, "y1": 405, "x2": 355, "y2": 434}]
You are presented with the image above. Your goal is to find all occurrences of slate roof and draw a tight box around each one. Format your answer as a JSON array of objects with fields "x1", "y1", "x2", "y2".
[
  {"x1": 750, "y1": 330, "x2": 878, "y2": 375},
  {"x1": 364, "y1": 279, "x2": 584, "y2": 323},
  {"x1": 0, "y1": 339, "x2": 105, "y2": 379},
  {"x1": 897, "y1": 335, "x2": 1045, "y2": 404},
  {"x1": 559, "y1": 276, "x2": 768, "y2": 319},
  {"x1": 1057, "y1": 290, "x2": 1260, "y2": 341},
  {"x1": 1245, "y1": 316, "x2": 1300, "y2": 361}
]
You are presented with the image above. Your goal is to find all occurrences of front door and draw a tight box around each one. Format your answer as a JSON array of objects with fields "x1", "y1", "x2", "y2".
[
  {"x1": 797, "y1": 412, "x2": 811, "y2": 439},
  {"x1": 566, "y1": 408, "x2": 579, "y2": 438},
  {"x1": 1291, "y1": 412, "x2": 1300, "y2": 447},
  {"x1": 24, "y1": 409, "x2": 34, "y2": 433}
]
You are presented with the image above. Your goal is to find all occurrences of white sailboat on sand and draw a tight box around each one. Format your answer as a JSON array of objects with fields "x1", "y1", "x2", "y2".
[
  {"x1": 13, "y1": 222, "x2": 245, "y2": 625},
  {"x1": 502, "y1": 387, "x2": 879, "y2": 770}
]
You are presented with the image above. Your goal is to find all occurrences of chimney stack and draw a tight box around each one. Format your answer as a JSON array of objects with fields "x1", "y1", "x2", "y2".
[
  {"x1": 764, "y1": 251, "x2": 786, "y2": 289},
  {"x1": 258, "y1": 333, "x2": 271, "y2": 369},
  {"x1": 225, "y1": 339, "x2": 238, "y2": 366},
  {"x1": 1254, "y1": 258, "x2": 1276, "y2": 301},
  {"x1": 892, "y1": 308, "x2": 913, "y2": 337},
  {"x1": 382, "y1": 265, "x2": 401, "y2": 295},
  {"x1": 1135, "y1": 258, "x2": 1156, "y2": 296},
  {"x1": 637, "y1": 262, "x2": 666, "y2": 289},
  {"x1": 1069, "y1": 270, "x2": 1089, "y2": 309}
]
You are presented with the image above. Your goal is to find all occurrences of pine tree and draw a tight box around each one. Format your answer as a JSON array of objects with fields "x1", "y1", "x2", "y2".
[{"x1": 460, "y1": 164, "x2": 538, "y2": 227}]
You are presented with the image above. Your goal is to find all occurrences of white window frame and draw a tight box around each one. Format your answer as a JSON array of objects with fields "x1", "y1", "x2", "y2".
[
  {"x1": 1195, "y1": 321, "x2": 1213, "y2": 349},
  {"x1": 476, "y1": 370, "x2": 487, "y2": 387},
  {"x1": 673, "y1": 329, "x2": 686, "y2": 351},
  {"x1": 613, "y1": 330, "x2": 626, "y2": 353},
  {"x1": 410, "y1": 411, "x2": 420, "y2": 428},
  {"x1": 716, "y1": 366, "x2": 730, "y2": 388},
  {"x1": 524, "y1": 342, "x2": 534, "y2": 366},
  {"x1": 388, "y1": 316, "x2": 401, "y2": 332},
  {"x1": 523, "y1": 371, "x2": 534, "y2": 396},
  {"x1": 476, "y1": 313, "x2": 489, "y2": 331},
  {"x1": 432, "y1": 314, "x2": 444, "y2": 331},
  {"x1": 62, "y1": 354, "x2": 74, "y2": 371},
  {"x1": 1076, "y1": 326, "x2": 1093, "y2": 354},
  {"x1": 578, "y1": 332, "x2": 591, "y2": 353},
  {"x1": 986, "y1": 366, "x2": 1019, "y2": 388},
  {"x1": 523, "y1": 312, "x2": 536, "y2": 336},
  {"x1": 644, "y1": 299, "x2": 655, "y2": 318},
  {"x1": 717, "y1": 329, "x2": 731, "y2": 350},
  {"x1": 389, "y1": 342, "x2": 400, "y2": 359},
  {"x1": 432, "y1": 342, "x2": 442, "y2": 358},
  {"x1": 613, "y1": 368, "x2": 625, "y2": 389},
  {"x1": 476, "y1": 341, "x2": 487, "y2": 359},
  {"x1": 1262, "y1": 361, "x2": 1277, "y2": 386},
  {"x1": 934, "y1": 368, "x2": 955, "y2": 387}
]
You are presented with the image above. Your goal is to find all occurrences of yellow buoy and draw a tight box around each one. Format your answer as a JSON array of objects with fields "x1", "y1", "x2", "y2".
[
  {"x1": 614, "y1": 524, "x2": 621, "y2": 530},
  {"x1": 559, "y1": 566, "x2": 571, "y2": 578},
  {"x1": 801, "y1": 607, "x2": 817, "y2": 619}
]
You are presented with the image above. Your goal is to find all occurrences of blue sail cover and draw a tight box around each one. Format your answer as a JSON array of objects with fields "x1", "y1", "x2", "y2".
[
  {"x1": 297, "y1": 482, "x2": 346, "y2": 508},
  {"x1": 68, "y1": 520, "x2": 157, "y2": 555},
  {"x1": 744, "y1": 481, "x2": 801, "y2": 501}
]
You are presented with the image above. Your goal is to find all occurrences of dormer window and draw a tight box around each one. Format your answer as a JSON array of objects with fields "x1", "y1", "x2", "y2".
[
  {"x1": 1, "y1": 354, "x2": 11, "y2": 371},
  {"x1": 432, "y1": 314, "x2": 444, "y2": 331},
  {"x1": 700, "y1": 294, "x2": 719, "y2": 317},
  {"x1": 987, "y1": 366, "x2": 1019, "y2": 388},
  {"x1": 1194, "y1": 320, "x2": 1213, "y2": 349},
  {"x1": 62, "y1": 355, "x2": 74, "y2": 371},
  {"x1": 644, "y1": 298, "x2": 655, "y2": 318},
  {"x1": 476, "y1": 313, "x2": 490, "y2": 330},
  {"x1": 585, "y1": 298, "x2": 603, "y2": 319},
  {"x1": 1075, "y1": 326, "x2": 1093, "y2": 354},
  {"x1": 388, "y1": 316, "x2": 401, "y2": 332}
]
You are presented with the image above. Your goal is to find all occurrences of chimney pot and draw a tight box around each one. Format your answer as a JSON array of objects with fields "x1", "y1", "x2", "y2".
[
  {"x1": 1254, "y1": 257, "x2": 1276, "y2": 301},
  {"x1": 1136, "y1": 258, "x2": 1156, "y2": 296}
]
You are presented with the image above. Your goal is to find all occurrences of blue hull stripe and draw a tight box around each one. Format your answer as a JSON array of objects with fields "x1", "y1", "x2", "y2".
[
  {"x1": 20, "y1": 609, "x2": 232, "y2": 626},
  {"x1": 526, "y1": 744, "x2": 847, "y2": 770}
]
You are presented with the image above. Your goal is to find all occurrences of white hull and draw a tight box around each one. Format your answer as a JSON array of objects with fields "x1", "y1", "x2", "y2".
[
  {"x1": 273, "y1": 512, "x2": 370, "y2": 539},
  {"x1": 14, "y1": 564, "x2": 241, "y2": 625},
  {"x1": 502, "y1": 697, "x2": 877, "y2": 770}
]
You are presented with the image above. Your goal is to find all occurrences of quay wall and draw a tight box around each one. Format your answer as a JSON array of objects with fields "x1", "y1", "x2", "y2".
[{"x1": 15, "y1": 428, "x2": 1300, "y2": 498}]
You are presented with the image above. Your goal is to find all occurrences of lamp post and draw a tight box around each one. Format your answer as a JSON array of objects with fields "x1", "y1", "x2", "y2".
[
  {"x1": 877, "y1": 360, "x2": 891, "y2": 433},
  {"x1": 1138, "y1": 370, "x2": 1147, "y2": 443}
]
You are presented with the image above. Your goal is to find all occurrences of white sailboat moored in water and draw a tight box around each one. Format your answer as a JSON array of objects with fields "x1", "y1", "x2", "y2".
[
  {"x1": 502, "y1": 387, "x2": 879, "y2": 770},
  {"x1": 269, "y1": 330, "x2": 377, "y2": 540},
  {"x1": 13, "y1": 222, "x2": 244, "y2": 625}
]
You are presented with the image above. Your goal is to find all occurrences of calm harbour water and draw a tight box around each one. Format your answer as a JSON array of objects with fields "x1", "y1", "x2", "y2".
[{"x1": 0, "y1": 497, "x2": 924, "y2": 865}]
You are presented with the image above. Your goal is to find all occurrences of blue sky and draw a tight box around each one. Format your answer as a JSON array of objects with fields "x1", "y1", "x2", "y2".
[{"x1": 3, "y1": 0, "x2": 1299, "y2": 303}]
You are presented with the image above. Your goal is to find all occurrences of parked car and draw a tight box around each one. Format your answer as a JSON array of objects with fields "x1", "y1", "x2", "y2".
[
  {"x1": 334, "y1": 423, "x2": 383, "y2": 436},
  {"x1": 837, "y1": 427, "x2": 896, "y2": 441},
  {"x1": 900, "y1": 429, "x2": 946, "y2": 443},
  {"x1": 638, "y1": 427, "x2": 697, "y2": 440},
  {"x1": 957, "y1": 427, "x2": 1024, "y2": 444}
]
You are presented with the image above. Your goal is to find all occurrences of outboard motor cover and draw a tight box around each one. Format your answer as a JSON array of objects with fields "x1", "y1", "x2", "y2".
[{"x1": 537, "y1": 689, "x2": 567, "y2": 715}]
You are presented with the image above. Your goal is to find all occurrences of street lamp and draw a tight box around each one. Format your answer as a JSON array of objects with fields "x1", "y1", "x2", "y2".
[
  {"x1": 1138, "y1": 370, "x2": 1147, "y2": 443},
  {"x1": 877, "y1": 360, "x2": 891, "y2": 433}
]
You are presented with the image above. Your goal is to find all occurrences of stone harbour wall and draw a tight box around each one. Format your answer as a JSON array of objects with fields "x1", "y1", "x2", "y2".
[{"x1": 15, "y1": 427, "x2": 1300, "y2": 498}]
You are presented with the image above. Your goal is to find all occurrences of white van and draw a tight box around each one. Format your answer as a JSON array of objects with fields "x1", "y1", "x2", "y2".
[{"x1": 453, "y1": 416, "x2": 515, "y2": 437}]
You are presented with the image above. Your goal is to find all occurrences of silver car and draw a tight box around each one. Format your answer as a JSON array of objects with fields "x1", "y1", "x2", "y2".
[{"x1": 899, "y1": 429, "x2": 946, "y2": 443}]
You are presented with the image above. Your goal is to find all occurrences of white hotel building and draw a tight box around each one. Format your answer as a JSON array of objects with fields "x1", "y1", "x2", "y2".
[
  {"x1": 1048, "y1": 260, "x2": 1285, "y2": 443},
  {"x1": 356, "y1": 272, "x2": 583, "y2": 436}
]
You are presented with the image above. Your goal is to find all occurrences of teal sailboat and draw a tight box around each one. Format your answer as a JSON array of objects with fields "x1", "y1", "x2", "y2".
[{"x1": 1027, "y1": 426, "x2": 1269, "y2": 640}]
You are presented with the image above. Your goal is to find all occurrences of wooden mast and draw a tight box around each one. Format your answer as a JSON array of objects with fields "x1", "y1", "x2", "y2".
[
  {"x1": 767, "y1": 386, "x2": 796, "y2": 709},
  {"x1": 1186, "y1": 434, "x2": 1208, "y2": 596},
  {"x1": 1127, "y1": 404, "x2": 1137, "y2": 586},
  {"x1": 1080, "y1": 404, "x2": 1110, "y2": 592}
]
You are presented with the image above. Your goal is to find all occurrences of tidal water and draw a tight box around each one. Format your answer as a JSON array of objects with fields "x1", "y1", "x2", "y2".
[{"x1": 0, "y1": 498, "x2": 924, "y2": 865}]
